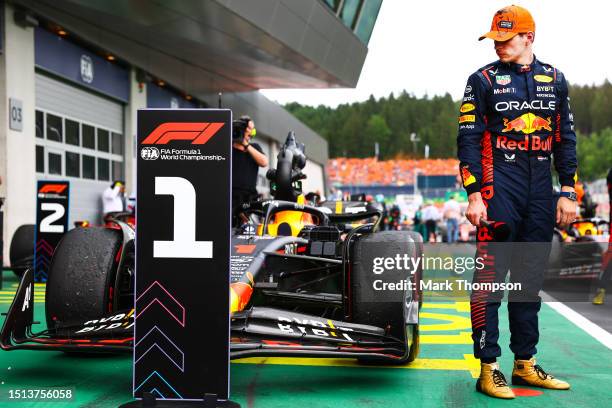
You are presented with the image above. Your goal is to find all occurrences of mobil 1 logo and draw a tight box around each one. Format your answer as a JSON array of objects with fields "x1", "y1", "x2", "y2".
[
  {"x1": 35, "y1": 181, "x2": 70, "y2": 281},
  {"x1": 135, "y1": 110, "x2": 232, "y2": 401}
]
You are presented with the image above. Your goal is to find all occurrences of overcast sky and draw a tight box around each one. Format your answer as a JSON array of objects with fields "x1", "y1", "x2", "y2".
[{"x1": 261, "y1": 0, "x2": 611, "y2": 107}]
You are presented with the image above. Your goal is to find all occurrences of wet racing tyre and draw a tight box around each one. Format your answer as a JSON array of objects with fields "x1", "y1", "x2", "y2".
[
  {"x1": 9, "y1": 224, "x2": 35, "y2": 277},
  {"x1": 351, "y1": 230, "x2": 422, "y2": 364},
  {"x1": 45, "y1": 227, "x2": 121, "y2": 330}
]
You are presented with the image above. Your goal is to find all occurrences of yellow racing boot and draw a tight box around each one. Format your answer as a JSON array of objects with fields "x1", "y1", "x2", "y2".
[
  {"x1": 476, "y1": 362, "x2": 515, "y2": 399},
  {"x1": 512, "y1": 358, "x2": 570, "y2": 390},
  {"x1": 592, "y1": 288, "x2": 605, "y2": 305}
]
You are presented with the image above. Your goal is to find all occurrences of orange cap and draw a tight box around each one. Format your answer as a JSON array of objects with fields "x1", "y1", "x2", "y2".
[{"x1": 479, "y1": 5, "x2": 535, "y2": 41}]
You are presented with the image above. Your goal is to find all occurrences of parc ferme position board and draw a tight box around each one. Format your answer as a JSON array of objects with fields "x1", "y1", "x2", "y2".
[{"x1": 136, "y1": 110, "x2": 232, "y2": 402}]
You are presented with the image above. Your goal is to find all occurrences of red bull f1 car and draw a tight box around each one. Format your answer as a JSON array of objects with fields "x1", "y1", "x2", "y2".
[{"x1": 1, "y1": 133, "x2": 422, "y2": 364}]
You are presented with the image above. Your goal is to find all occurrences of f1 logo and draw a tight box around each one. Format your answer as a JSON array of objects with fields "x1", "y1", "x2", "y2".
[
  {"x1": 39, "y1": 184, "x2": 68, "y2": 194},
  {"x1": 142, "y1": 122, "x2": 224, "y2": 145}
]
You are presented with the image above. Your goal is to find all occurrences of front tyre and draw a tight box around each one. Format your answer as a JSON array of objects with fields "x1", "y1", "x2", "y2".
[
  {"x1": 351, "y1": 230, "x2": 422, "y2": 364},
  {"x1": 45, "y1": 227, "x2": 121, "y2": 329}
]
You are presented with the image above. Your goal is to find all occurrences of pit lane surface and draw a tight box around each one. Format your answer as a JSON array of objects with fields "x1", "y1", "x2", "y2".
[{"x1": 0, "y1": 272, "x2": 610, "y2": 407}]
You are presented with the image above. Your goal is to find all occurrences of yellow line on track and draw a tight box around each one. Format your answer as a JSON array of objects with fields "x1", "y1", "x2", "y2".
[
  {"x1": 421, "y1": 302, "x2": 471, "y2": 313},
  {"x1": 420, "y1": 331, "x2": 472, "y2": 344},
  {"x1": 233, "y1": 354, "x2": 481, "y2": 378}
]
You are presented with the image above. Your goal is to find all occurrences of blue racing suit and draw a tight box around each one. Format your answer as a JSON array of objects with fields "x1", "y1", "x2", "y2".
[{"x1": 457, "y1": 57, "x2": 577, "y2": 360}]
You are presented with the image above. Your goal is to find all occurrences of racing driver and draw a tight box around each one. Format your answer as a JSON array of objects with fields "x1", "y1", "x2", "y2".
[{"x1": 458, "y1": 5, "x2": 577, "y2": 399}]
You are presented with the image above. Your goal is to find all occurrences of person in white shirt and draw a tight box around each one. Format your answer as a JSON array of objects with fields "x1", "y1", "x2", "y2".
[
  {"x1": 102, "y1": 181, "x2": 125, "y2": 220},
  {"x1": 443, "y1": 194, "x2": 462, "y2": 243},
  {"x1": 421, "y1": 201, "x2": 440, "y2": 242}
]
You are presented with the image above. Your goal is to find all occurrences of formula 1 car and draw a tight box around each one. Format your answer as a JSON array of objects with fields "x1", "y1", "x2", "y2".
[{"x1": 1, "y1": 132, "x2": 422, "y2": 364}]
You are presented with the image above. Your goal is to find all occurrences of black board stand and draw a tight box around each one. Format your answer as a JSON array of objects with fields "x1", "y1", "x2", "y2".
[{"x1": 120, "y1": 392, "x2": 240, "y2": 407}]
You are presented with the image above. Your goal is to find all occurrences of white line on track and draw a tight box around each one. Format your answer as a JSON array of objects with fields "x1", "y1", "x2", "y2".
[{"x1": 542, "y1": 292, "x2": 612, "y2": 350}]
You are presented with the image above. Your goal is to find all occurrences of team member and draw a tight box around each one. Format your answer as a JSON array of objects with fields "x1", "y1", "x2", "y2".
[
  {"x1": 592, "y1": 167, "x2": 612, "y2": 305},
  {"x1": 232, "y1": 116, "x2": 268, "y2": 226},
  {"x1": 443, "y1": 194, "x2": 461, "y2": 243},
  {"x1": 102, "y1": 180, "x2": 126, "y2": 221},
  {"x1": 458, "y1": 5, "x2": 576, "y2": 398}
]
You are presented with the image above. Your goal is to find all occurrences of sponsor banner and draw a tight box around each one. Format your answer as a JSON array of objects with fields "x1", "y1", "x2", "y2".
[
  {"x1": 34, "y1": 181, "x2": 70, "y2": 282},
  {"x1": 135, "y1": 110, "x2": 232, "y2": 401}
]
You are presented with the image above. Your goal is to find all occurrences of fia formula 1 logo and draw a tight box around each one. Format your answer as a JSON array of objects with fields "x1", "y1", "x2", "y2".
[
  {"x1": 141, "y1": 146, "x2": 160, "y2": 160},
  {"x1": 142, "y1": 122, "x2": 224, "y2": 145}
]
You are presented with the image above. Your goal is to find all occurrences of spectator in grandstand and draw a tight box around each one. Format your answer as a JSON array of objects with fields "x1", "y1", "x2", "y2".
[
  {"x1": 421, "y1": 201, "x2": 441, "y2": 242},
  {"x1": 443, "y1": 194, "x2": 462, "y2": 243}
]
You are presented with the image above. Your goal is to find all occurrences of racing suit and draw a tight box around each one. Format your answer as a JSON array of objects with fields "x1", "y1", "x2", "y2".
[{"x1": 457, "y1": 57, "x2": 577, "y2": 360}]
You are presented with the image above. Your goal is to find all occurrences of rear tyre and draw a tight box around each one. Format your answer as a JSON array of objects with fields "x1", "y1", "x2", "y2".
[
  {"x1": 351, "y1": 230, "x2": 422, "y2": 364},
  {"x1": 45, "y1": 227, "x2": 121, "y2": 329}
]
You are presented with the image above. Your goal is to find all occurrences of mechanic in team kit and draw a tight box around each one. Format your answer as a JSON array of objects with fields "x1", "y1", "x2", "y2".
[
  {"x1": 101, "y1": 180, "x2": 126, "y2": 221},
  {"x1": 231, "y1": 116, "x2": 268, "y2": 226},
  {"x1": 458, "y1": 5, "x2": 576, "y2": 399}
]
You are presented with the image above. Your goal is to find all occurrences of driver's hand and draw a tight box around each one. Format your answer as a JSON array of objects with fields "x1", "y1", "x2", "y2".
[
  {"x1": 556, "y1": 197, "x2": 577, "y2": 226},
  {"x1": 466, "y1": 193, "x2": 487, "y2": 227}
]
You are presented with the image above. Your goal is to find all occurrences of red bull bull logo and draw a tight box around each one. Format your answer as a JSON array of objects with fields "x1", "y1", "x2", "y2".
[
  {"x1": 496, "y1": 135, "x2": 552, "y2": 152},
  {"x1": 460, "y1": 166, "x2": 476, "y2": 187},
  {"x1": 501, "y1": 113, "x2": 552, "y2": 134}
]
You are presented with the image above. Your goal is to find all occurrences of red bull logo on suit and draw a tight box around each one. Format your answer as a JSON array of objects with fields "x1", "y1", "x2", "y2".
[
  {"x1": 501, "y1": 113, "x2": 552, "y2": 134},
  {"x1": 496, "y1": 135, "x2": 552, "y2": 152}
]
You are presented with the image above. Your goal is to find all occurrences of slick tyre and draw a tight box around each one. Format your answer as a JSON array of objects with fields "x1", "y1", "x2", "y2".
[
  {"x1": 9, "y1": 224, "x2": 35, "y2": 277},
  {"x1": 45, "y1": 227, "x2": 121, "y2": 329},
  {"x1": 351, "y1": 230, "x2": 422, "y2": 365}
]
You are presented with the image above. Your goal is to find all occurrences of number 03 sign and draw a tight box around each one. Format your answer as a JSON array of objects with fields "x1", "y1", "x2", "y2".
[{"x1": 134, "y1": 110, "x2": 232, "y2": 405}]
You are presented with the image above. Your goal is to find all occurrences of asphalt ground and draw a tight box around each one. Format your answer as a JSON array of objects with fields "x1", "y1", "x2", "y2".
[
  {"x1": 542, "y1": 279, "x2": 612, "y2": 332},
  {"x1": 0, "y1": 271, "x2": 610, "y2": 408}
]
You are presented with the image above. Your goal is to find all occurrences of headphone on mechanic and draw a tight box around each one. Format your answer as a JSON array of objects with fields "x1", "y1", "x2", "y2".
[{"x1": 232, "y1": 115, "x2": 256, "y2": 141}]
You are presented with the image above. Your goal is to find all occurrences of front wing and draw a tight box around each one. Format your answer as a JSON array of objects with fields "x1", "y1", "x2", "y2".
[{"x1": 1, "y1": 269, "x2": 414, "y2": 361}]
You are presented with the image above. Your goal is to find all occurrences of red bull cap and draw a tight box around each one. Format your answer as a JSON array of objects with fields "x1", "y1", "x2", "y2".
[{"x1": 479, "y1": 5, "x2": 535, "y2": 42}]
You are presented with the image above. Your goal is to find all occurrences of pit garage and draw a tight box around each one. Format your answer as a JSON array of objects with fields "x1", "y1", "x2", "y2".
[{"x1": 34, "y1": 27, "x2": 127, "y2": 225}]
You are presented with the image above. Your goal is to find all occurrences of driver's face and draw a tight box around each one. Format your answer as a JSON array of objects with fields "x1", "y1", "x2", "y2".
[{"x1": 494, "y1": 34, "x2": 529, "y2": 63}]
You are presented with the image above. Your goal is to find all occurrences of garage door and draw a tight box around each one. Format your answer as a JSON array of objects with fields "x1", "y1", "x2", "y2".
[{"x1": 35, "y1": 73, "x2": 125, "y2": 224}]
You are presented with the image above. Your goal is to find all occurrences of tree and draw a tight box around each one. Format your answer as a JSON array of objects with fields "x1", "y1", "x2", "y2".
[
  {"x1": 284, "y1": 82, "x2": 611, "y2": 179},
  {"x1": 364, "y1": 114, "x2": 391, "y2": 158}
]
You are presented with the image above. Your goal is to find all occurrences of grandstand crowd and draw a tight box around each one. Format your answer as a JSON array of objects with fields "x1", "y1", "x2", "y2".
[{"x1": 327, "y1": 157, "x2": 459, "y2": 186}]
